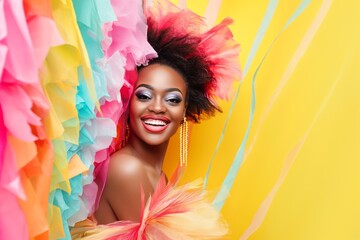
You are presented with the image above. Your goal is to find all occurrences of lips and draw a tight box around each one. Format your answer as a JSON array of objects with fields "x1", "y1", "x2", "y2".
[
  {"x1": 141, "y1": 115, "x2": 170, "y2": 133},
  {"x1": 143, "y1": 119, "x2": 167, "y2": 126}
]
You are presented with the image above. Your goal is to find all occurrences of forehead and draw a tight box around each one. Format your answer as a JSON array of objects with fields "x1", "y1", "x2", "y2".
[{"x1": 136, "y1": 64, "x2": 187, "y2": 92}]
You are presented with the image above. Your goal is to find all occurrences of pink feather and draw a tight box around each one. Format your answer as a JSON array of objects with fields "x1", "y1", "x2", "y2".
[
  {"x1": 71, "y1": 167, "x2": 228, "y2": 239},
  {"x1": 199, "y1": 18, "x2": 242, "y2": 101}
]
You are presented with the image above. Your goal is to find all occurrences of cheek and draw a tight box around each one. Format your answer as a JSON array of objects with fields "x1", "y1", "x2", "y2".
[
  {"x1": 129, "y1": 97, "x2": 146, "y2": 116},
  {"x1": 129, "y1": 97, "x2": 138, "y2": 113},
  {"x1": 129, "y1": 99, "x2": 143, "y2": 128},
  {"x1": 172, "y1": 105, "x2": 186, "y2": 123}
]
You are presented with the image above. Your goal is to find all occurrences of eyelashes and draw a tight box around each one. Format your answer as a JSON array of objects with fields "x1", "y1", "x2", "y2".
[
  {"x1": 134, "y1": 90, "x2": 183, "y2": 104},
  {"x1": 135, "y1": 91, "x2": 151, "y2": 100},
  {"x1": 165, "y1": 94, "x2": 182, "y2": 104}
]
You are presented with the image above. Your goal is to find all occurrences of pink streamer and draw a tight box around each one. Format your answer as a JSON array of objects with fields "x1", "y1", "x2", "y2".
[
  {"x1": 0, "y1": 106, "x2": 5, "y2": 182},
  {"x1": 240, "y1": 1, "x2": 333, "y2": 238},
  {"x1": 0, "y1": 0, "x2": 59, "y2": 238},
  {"x1": 0, "y1": 136, "x2": 25, "y2": 199},
  {"x1": 244, "y1": 0, "x2": 333, "y2": 162},
  {"x1": 0, "y1": 189, "x2": 28, "y2": 240},
  {"x1": 0, "y1": 0, "x2": 5, "y2": 40},
  {"x1": 2, "y1": 0, "x2": 37, "y2": 84},
  {"x1": 27, "y1": 15, "x2": 63, "y2": 68},
  {"x1": 177, "y1": 0, "x2": 187, "y2": 9},
  {"x1": 240, "y1": 51, "x2": 343, "y2": 240},
  {"x1": 0, "y1": 45, "x2": 6, "y2": 77},
  {"x1": 0, "y1": 81, "x2": 40, "y2": 141},
  {"x1": 204, "y1": 0, "x2": 223, "y2": 27}
]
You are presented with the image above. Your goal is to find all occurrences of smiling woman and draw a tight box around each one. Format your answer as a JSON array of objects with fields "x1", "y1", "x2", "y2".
[
  {"x1": 129, "y1": 64, "x2": 187, "y2": 146},
  {"x1": 94, "y1": 64, "x2": 187, "y2": 223},
  {"x1": 70, "y1": 0, "x2": 241, "y2": 238}
]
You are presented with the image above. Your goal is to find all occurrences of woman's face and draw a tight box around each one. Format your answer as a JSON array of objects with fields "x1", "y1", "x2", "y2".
[{"x1": 129, "y1": 63, "x2": 187, "y2": 146}]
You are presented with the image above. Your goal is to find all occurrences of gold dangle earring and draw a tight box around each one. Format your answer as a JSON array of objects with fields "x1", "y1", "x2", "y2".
[
  {"x1": 121, "y1": 123, "x2": 130, "y2": 148},
  {"x1": 125, "y1": 124, "x2": 130, "y2": 142},
  {"x1": 180, "y1": 117, "x2": 188, "y2": 166}
]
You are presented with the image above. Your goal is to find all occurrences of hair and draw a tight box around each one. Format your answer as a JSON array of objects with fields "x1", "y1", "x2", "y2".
[{"x1": 138, "y1": 16, "x2": 221, "y2": 123}]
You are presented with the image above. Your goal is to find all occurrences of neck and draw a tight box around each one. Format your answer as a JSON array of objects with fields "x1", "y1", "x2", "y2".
[{"x1": 126, "y1": 134, "x2": 169, "y2": 174}]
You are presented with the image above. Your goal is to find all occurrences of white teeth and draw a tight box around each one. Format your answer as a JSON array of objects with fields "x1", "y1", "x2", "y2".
[{"x1": 143, "y1": 119, "x2": 167, "y2": 126}]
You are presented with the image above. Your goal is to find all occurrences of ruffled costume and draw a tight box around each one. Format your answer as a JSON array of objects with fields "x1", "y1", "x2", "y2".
[
  {"x1": 71, "y1": 167, "x2": 228, "y2": 239},
  {"x1": 0, "y1": 0, "x2": 240, "y2": 239}
]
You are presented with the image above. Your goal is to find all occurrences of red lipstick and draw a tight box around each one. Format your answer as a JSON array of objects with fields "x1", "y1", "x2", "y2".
[{"x1": 141, "y1": 115, "x2": 170, "y2": 133}]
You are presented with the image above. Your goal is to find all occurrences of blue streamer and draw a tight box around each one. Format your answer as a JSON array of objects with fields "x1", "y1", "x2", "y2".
[
  {"x1": 204, "y1": 0, "x2": 279, "y2": 188},
  {"x1": 212, "y1": 0, "x2": 312, "y2": 211},
  {"x1": 48, "y1": 1, "x2": 116, "y2": 239}
]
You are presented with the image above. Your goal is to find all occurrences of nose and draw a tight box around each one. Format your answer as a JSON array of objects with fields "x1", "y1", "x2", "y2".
[{"x1": 148, "y1": 97, "x2": 166, "y2": 113}]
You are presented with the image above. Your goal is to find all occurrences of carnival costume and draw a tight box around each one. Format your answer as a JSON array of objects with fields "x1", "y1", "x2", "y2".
[{"x1": 0, "y1": 0, "x2": 240, "y2": 239}]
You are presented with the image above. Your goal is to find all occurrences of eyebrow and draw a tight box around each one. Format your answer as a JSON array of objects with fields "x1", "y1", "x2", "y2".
[{"x1": 135, "y1": 84, "x2": 184, "y2": 95}]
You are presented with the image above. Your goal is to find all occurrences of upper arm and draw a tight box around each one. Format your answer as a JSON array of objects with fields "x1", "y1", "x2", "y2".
[{"x1": 101, "y1": 153, "x2": 152, "y2": 222}]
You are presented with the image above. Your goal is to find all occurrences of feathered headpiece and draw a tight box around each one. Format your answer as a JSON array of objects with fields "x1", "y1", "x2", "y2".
[{"x1": 144, "y1": 0, "x2": 242, "y2": 122}]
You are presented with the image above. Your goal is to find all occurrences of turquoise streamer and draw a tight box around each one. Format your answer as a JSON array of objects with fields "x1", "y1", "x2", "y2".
[
  {"x1": 212, "y1": 0, "x2": 312, "y2": 211},
  {"x1": 204, "y1": 0, "x2": 279, "y2": 188},
  {"x1": 49, "y1": 1, "x2": 116, "y2": 239}
]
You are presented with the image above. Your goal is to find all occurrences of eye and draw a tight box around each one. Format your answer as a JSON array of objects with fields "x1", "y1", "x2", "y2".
[
  {"x1": 167, "y1": 98, "x2": 181, "y2": 103},
  {"x1": 165, "y1": 94, "x2": 182, "y2": 104},
  {"x1": 135, "y1": 91, "x2": 151, "y2": 101}
]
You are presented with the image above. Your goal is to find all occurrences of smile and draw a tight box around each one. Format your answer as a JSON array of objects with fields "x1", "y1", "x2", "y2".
[
  {"x1": 141, "y1": 116, "x2": 170, "y2": 133},
  {"x1": 143, "y1": 119, "x2": 167, "y2": 126}
]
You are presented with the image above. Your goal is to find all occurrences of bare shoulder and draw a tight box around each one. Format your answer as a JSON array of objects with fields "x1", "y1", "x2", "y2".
[
  {"x1": 107, "y1": 149, "x2": 144, "y2": 183},
  {"x1": 101, "y1": 148, "x2": 150, "y2": 222}
]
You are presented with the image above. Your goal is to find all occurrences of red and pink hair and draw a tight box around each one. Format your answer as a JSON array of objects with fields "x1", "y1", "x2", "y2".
[{"x1": 143, "y1": 0, "x2": 242, "y2": 122}]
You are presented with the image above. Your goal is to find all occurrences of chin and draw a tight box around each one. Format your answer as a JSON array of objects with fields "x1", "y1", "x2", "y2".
[{"x1": 140, "y1": 131, "x2": 173, "y2": 146}]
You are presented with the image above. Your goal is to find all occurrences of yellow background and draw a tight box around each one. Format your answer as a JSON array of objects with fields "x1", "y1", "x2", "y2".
[{"x1": 164, "y1": 0, "x2": 360, "y2": 239}]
